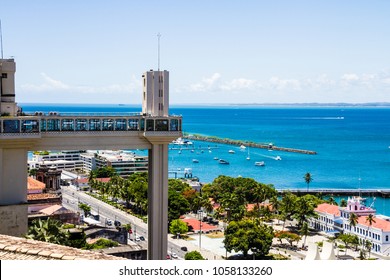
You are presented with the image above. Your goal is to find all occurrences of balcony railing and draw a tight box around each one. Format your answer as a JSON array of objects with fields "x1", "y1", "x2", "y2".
[{"x1": 0, "y1": 114, "x2": 182, "y2": 134}]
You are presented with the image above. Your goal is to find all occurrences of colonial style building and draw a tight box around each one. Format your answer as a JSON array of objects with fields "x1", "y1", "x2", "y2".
[{"x1": 311, "y1": 196, "x2": 390, "y2": 256}]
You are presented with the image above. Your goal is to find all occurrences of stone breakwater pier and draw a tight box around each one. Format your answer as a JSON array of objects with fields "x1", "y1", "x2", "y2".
[{"x1": 184, "y1": 134, "x2": 317, "y2": 155}]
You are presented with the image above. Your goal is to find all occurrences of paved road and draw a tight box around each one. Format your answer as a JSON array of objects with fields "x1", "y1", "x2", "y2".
[{"x1": 61, "y1": 186, "x2": 222, "y2": 259}]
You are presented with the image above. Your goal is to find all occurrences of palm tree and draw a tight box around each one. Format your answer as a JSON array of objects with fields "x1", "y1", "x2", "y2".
[
  {"x1": 365, "y1": 214, "x2": 376, "y2": 250},
  {"x1": 26, "y1": 218, "x2": 69, "y2": 245},
  {"x1": 300, "y1": 222, "x2": 309, "y2": 249},
  {"x1": 349, "y1": 212, "x2": 358, "y2": 233},
  {"x1": 340, "y1": 199, "x2": 347, "y2": 207},
  {"x1": 280, "y1": 192, "x2": 297, "y2": 230},
  {"x1": 304, "y1": 172, "x2": 313, "y2": 192},
  {"x1": 327, "y1": 196, "x2": 338, "y2": 205}
]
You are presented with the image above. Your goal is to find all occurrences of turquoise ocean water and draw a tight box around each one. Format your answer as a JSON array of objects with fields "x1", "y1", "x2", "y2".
[{"x1": 21, "y1": 103, "x2": 390, "y2": 215}]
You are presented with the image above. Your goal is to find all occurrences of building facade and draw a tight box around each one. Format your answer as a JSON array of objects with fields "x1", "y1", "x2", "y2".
[{"x1": 311, "y1": 197, "x2": 390, "y2": 256}]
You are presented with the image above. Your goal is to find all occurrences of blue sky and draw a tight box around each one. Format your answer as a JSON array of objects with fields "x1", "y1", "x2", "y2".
[{"x1": 1, "y1": 0, "x2": 390, "y2": 104}]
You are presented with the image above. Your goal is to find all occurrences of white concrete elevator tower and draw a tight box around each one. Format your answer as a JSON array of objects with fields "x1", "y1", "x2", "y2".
[
  {"x1": 0, "y1": 60, "x2": 181, "y2": 260},
  {"x1": 142, "y1": 70, "x2": 169, "y2": 117},
  {"x1": 142, "y1": 70, "x2": 171, "y2": 260}
]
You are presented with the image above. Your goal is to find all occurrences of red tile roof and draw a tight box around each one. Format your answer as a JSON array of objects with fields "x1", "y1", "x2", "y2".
[
  {"x1": 358, "y1": 216, "x2": 390, "y2": 231},
  {"x1": 315, "y1": 203, "x2": 340, "y2": 216},
  {"x1": 0, "y1": 234, "x2": 125, "y2": 260},
  {"x1": 181, "y1": 218, "x2": 218, "y2": 232},
  {"x1": 27, "y1": 193, "x2": 60, "y2": 201},
  {"x1": 27, "y1": 177, "x2": 45, "y2": 190}
]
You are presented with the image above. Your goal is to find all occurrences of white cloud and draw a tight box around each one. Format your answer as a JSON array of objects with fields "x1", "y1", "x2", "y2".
[
  {"x1": 187, "y1": 73, "x2": 222, "y2": 92},
  {"x1": 20, "y1": 73, "x2": 141, "y2": 94},
  {"x1": 269, "y1": 77, "x2": 302, "y2": 91},
  {"x1": 341, "y1": 73, "x2": 359, "y2": 82}
]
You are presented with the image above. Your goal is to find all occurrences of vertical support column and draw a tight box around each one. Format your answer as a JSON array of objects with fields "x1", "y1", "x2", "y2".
[
  {"x1": 147, "y1": 143, "x2": 168, "y2": 260},
  {"x1": 0, "y1": 147, "x2": 28, "y2": 236}
]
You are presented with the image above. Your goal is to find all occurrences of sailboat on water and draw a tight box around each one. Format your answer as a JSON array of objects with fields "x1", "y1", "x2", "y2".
[{"x1": 246, "y1": 147, "x2": 250, "y2": 160}]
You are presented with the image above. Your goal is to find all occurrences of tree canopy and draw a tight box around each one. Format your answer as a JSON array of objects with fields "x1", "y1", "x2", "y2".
[
  {"x1": 184, "y1": 251, "x2": 205, "y2": 260},
  {"x1": 169, "y1": 219, "x2": 189, "y2": 237},
  {"x1": 223, "y1": 219, "x2": 274, "y2": 258}
]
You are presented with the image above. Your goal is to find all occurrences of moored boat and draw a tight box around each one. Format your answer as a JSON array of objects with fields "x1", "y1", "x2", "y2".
[
  {"x1": 219, "y1": 159, "x2": 229, "y2": 164},
  {"x1": 255, "y1": 161, "x2": 265, "y2": 166}
]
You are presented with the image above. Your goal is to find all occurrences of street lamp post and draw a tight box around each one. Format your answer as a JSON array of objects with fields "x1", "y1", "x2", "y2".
[
  {"x1": 225, "y1": 207, "x2": 230, "y2": 259},
  {"x1": 199, "y1": 210, "x2": 202, "y2": 251}
]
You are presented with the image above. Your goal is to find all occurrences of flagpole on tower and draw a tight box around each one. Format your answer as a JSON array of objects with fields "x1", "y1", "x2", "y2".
[{"x1": 157, "y1": 32, "x2": 161, "y2": 71}]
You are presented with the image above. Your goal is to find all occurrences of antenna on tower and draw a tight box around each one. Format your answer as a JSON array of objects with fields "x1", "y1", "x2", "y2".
[
  {"x1": 157, "y1": 32, "x2": 161, "y2": 71},
  {"x1": 0, "y1": 19, "x2": 4, "y2": 59}
]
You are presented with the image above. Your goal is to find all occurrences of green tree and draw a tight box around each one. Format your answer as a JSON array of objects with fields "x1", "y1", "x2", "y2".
[
  {"x1": 340, "y1": 199, "x2": 347, "y2": 207},
  {"x1": 26, "y1": 218, "x2": 69, "y2": 245},
  {"x1": 95, "y1": 166, "x2": 117, "y2": 178},
  {"x1": 293, "y1": 195, "x2": 318, "y2": 229},
  {"x1": 327, "y1": 196, "x2": 338, "y2": 205},
  {"x1": 364, "y1": 240, "x2": 372, "y2": 258},
  {"x1": 365, "y1": 214, "x2": 376, "y2": 235},
  {"x1": 300, "y1": 222, "x2": 310, "y2": 249},
  {"x1": 168, "y1": 188, "x2": 190, "y2": 222},
  {"x1": 304, "y1": 172, "x2": 313, "y2": 191},
  {"x1": 184, "y1": 251, "x2": 205, "y2": 260},
  {"x1": 79, "y1": 202, "x2": 91, "y2": 216},
  {"x1": 337, "y1": 233, "x2": 354, "y2": 255},
  {"x1": 280, "y1": 192, "x2": 297, "y2": 230},
  {"x1": 28, "y1": 168, "x2": 38, "y2": 178},
  {"x1": 108, "y1": 175, "x2": 124, "y2": 199},
  {"x1": 169, "y1": 219, "x2": 189, "y2": 238},
  {"x1": 349, "y1": 213, "x2": 358, "y2": 232},
  {"x1": 220, "y1": 192, "x2": 246, "y2": 221},
  {"x1": 224, "y1": 219, "x2": 274, "y2": 258}
]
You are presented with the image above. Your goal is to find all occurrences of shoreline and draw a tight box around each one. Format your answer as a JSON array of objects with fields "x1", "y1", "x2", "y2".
[{"x1": 183, "y1": 133, "x2": 317, "y2": 155}]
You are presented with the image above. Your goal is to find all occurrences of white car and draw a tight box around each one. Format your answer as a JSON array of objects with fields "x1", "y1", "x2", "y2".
[{"x1": 171, "y1": 253, "x2": 178, "y2": 259}]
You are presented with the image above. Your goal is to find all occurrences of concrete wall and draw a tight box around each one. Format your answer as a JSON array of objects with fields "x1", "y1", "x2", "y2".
[{"x1": 0, "y1": 204, "x2": 28, "y2": 236}]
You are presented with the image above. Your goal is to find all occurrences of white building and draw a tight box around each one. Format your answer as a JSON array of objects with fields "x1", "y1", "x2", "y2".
[
  {"x1": 311, "y1": 197, "x2": 390, "y2": 256},
  {"x1": 93, "y1": 150, "x2": 148, "y2": 177}
]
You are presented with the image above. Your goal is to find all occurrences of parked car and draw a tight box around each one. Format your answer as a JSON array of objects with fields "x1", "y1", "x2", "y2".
[
  {"x1": 180, "y1": 246, "x2": 188, "y2": 252},
  {"x1": 106, "y1": 219, "x2": 112, "y2": 226},
  {"x1": 171, "y1": 253, "x2": 178, "y2": 259},
  {"x1": 114, "y1": 220, "x2": 121, "y2": 227},
  {"x1": 139, "y1": 236, "x2": 145, "y2": 241}
]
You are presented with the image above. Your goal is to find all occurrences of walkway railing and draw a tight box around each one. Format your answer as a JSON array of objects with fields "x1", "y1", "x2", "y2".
[{"x1": 0, "y1": 114, "x2": 182, "y2": 134}]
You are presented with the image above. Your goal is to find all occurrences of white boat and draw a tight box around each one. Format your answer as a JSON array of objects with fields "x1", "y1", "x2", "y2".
[
  {"x1": 192, "y1": 159, "x2": 199, "y2": 163},
  {"x1": 255, "y1": 161, "x2": 265, "y2": 166},
  {"x1": 275, "y1": 156, "x2": 282, "y2": 160},
  {"x1": 219, "y1": 159, "x2": 229, "y2": 164},
  {"x1": 228, "y1": 150, "x2": 235, "y2": 154},
  {"x1": 213, "y1": 157, "x2": 219, "y2": 160},
  {"x1": 246, "y1": 148, "x2": 250, "y2": 160},
  {"x1": 239, "y1": 145, "x2": 246, "y2": 149}
]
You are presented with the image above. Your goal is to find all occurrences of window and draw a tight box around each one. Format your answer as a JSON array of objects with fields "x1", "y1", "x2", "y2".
[
  {"x1": 1, "y1": 73, "x2": 7, "y2": 78},
  {"x1": 386, "y1": 235, "x2": 389, "y2": 242}
]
